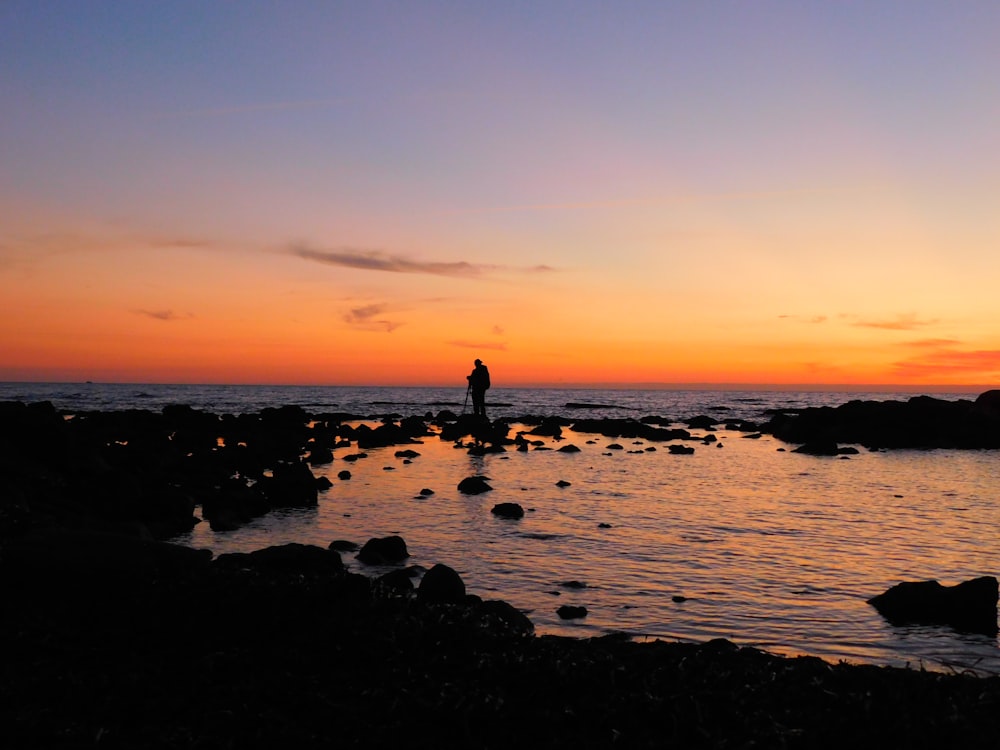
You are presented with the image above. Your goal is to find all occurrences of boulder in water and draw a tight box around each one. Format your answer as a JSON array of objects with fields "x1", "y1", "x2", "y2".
[
  {"x1": 458, "y1": 475, "x2": 493, "y2": 495},
  {"x1": 357, "y1": 535, "x2": 410, "y2": 565},
  {"x1": 867, "y1": 576, "x2": 998, "y2": 634},
  {"x1": 491, "y1": 502, "x2": 524, "y2": 519}
]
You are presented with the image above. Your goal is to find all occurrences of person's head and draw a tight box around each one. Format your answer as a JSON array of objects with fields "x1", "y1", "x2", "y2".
[{"x1": 474, "y1": 359, "x2": 482, "y2": 366}]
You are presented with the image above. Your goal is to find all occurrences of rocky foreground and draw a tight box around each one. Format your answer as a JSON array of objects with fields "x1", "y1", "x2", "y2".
[
  {"x1": 4, "y1": 396, "x2": 1000, "y2": 747},
  {"x1": 4, "y1": 533, "x2": 1000, "y2": 749}
]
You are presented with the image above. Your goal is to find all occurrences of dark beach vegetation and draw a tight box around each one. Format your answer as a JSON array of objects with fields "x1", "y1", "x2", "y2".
[{"x1": 3, "y1": 394, "x2": 1000, "y2": 747}]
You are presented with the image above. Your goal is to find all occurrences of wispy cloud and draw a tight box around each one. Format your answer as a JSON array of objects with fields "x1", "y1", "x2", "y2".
[
  {"x1": 289, "y1": 244, "x2": 556, "y2": 278},
  {"x1": 343, "y1": 303, "x2": 402, "y2": 333},
  {"x1": 779, "y1": 314, "x2": 828, "y2": 324},
  {"x1": 133, "y1": 309, "x2": 192, "y2": 322},
  {"x1": 292, "y1": 245, "x2": 490, "y2": 278},
  {"x1": 448, "y1": 340, "x2": 508, "y2": 351},
  {"x1": 148, "y1": 237, "x2": 213, "y2": 249},
  {"x1": 903, "y1": 338, "x2": 962, "y2": 348},
  {"x1": 851, "y1": 313, "x2": 937, "y2": 331}
]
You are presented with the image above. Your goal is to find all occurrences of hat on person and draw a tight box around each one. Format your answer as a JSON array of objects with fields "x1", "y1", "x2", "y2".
[{"x1": 474, "y1": 359, "x2": 482, "y2": 365}]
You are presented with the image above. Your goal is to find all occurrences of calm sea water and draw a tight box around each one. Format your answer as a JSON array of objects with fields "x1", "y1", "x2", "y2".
[{"x1": 3, "y1": 382, "x2": 998, "y2": 674}]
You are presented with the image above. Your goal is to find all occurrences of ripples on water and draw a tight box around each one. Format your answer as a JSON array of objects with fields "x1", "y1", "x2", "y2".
[{"x1": 3, "y1": 382, "x2": 997, "y2": 673}]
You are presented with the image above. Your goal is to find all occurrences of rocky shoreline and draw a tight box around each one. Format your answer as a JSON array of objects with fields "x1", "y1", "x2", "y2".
[
  {"x1": 4, "y1": 531, "x2": 1000, "y2": 748},
  {"x1": 3, "y1": 395, "x2": 1000, "y2": 746}
]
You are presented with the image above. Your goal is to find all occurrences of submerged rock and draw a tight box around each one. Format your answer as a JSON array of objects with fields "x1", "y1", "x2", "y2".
[
  {"x1": 491, "y1": 502, "x2": 524, "y2": 519},
  {"x1": 557, "y1": 605, "x2": 588, "y2": 619}
]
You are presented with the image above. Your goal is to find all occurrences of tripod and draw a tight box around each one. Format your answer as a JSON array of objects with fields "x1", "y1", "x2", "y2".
[{"x1": 461, "y1": 383, "x2": 471, "y2": 415}]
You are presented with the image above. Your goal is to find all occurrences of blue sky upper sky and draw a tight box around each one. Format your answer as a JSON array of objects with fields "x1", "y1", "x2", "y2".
[{"x1": 2, "y1": 2, "x2": 998, "y2": 385}]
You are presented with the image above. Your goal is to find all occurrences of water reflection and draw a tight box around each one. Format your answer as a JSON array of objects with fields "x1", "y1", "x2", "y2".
[{"x1": 179, "y1": 422, "x2": 1000, "y2": 674}]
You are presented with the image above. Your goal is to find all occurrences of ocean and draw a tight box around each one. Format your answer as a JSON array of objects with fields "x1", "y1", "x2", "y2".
[{"x1": 3, "y1": 381, "x2": 998, "y2": 674}]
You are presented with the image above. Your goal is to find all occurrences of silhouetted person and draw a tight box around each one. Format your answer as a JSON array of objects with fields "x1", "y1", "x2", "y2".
[{"x1": 467, "y1": 358, "x2": 491, "y2": 418}]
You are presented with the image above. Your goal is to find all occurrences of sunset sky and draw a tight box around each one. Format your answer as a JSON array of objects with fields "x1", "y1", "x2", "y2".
[{"x1": 2, "y1": 2, "x2": 998, "y2": 388}]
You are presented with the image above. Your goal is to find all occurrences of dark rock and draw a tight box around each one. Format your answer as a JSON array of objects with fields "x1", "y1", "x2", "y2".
[
  {"x1": 668, "y1": 444, "x2": 695, "y2": 455},
  {"x1": 337, "y1": 470, "x2": 352, "y2": 480},
  {"x1": 395, "y1": 449, "x2": 421, "y2": 459},
  {"x1": 329, "y1": 539, "x2": 358, "y2": 552},
  {"x1": 379, "y1": 568, "x2": 415, "y2": 592},
  {"x1": 315, "y1": 476, "x2": 333, "y2": 491},
  {"x1": 560, "y1": 580, "x2": 587, "y2": 589},
  {"x1": 472, "y1": 599, "x2": 534, "y2": 636},
  {"x1": 571, "y1": 417, "x2": 692, "y2": 442},
  {"x1": 307, "y1": 447, "x2": 334, "y2": 465},
  {"x1": 417, "y1": 563, "x2": 466, "y2": 603},
  {"x1": 973, "y1": 389, "x2": 1000, "y2": 419},
  {"x1": 418, "y1": 488, "x2": 434, "y2": 496},
  {"x1": 257, "y1": 460, "x2": 318, "y2": 508},
  {"x1": 202, "y1": 477, "x2": 270, "y2": 530},
  {"x1": 439, "y1": 415, "x2": 511, "y2": 445},
  {"x1": 458, "y1": 475, "x2": 493, "y2": 494},
  {"x1": 558, "y1": 444, "x2": 581, "y2": 453},
  {"x1": 1, "y1": 528, "x2": 211, "y2": 586},
  {"x1": 557, "y1": 605, "x2": 588, "y2": 619},
  {"x1": 215, "y1": 543, "x2": 342, "y2": 574},
  {"x1": 527, "y1": 419, "x2": 564, "y2": 438},
  {"x1": 687, "y1": 415, "x2": 717, "y2": 429},
  {"x1": 868, "y1": 576, "x2": 998, "y2": 634},
  {"x1": 491, "y1": 502, "x2": 524, "y2": 519},
  {"x1": 556, "y1": 480, "x2": 571, "y2": 487},
  {"x1": 357, "y1": 535, "x2": 410, "y2": 565}
]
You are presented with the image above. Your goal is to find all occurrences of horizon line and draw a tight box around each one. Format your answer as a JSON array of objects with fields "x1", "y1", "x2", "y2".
[{"x1": 1, "y1": 379, "x2": 994, "y2": 394}]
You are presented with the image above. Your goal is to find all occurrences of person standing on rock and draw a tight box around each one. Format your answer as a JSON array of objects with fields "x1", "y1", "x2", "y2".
[{"x1": 466, "y1": 359, "x2": 491, "y2": 418}]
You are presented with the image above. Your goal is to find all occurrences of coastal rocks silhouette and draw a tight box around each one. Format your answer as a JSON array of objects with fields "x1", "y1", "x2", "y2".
[
  {"x1": 256, "y1": 459, "x2": 319, "y2": 508},
  {"x1": 438, "y1": 415, "x2": 511, "y2": 445},
  {"x1": 764, "y1": 393, "x2": 1000, "y2": 449},
  {"x1": 868, "y1": 576, "x2": 999, "y2": 634},
  {"x1": 973, "y1": 389, "x2": 1000, "y2": 419},
  {"x1": 215, "y1": 542, "x2": 343, "y2": 575},
  {"x1": 569, "y1": 417, "x2": 693, "y2": 442}
]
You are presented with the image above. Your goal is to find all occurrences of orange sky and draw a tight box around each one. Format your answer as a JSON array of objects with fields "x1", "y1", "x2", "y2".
[{"x1": 2, "y1": 4, "x2": 999, "y2": 388}]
